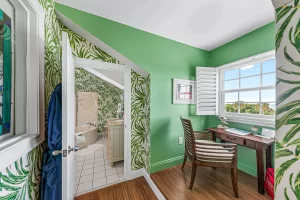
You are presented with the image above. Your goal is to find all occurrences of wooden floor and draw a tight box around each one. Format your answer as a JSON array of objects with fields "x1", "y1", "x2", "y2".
[
  {"x1": 151, "y1": 163, "x2": 272, "y2": 200},
  {"x1": 75, "y1": 177, "x2": 157, "y2": 200}
]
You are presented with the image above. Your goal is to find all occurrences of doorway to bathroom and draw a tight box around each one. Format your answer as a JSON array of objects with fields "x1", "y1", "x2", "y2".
[{"x1": 68, "y1": 56, "x2": 131, "y2": 196}]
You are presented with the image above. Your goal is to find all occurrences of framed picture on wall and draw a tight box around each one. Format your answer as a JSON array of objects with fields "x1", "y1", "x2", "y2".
[{"x1": 173, "y1": 79, "x2": 195, "y2": 104}]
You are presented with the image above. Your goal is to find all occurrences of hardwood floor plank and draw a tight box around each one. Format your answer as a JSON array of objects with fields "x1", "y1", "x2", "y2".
[
  {"x1": 75, "y1": 177, "x2": 157, "y2": 200},
  {"x1": 151, "y1": 162, "x2": 272, "y2": 200}
]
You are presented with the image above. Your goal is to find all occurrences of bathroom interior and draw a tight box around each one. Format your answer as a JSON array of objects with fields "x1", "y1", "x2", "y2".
[{"x1": 74, "y1": 67, "x2": 125, "y2": 195}]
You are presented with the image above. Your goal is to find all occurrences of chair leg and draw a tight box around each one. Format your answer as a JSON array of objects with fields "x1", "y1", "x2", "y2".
[
  {"x1": 189, "y1": 163, "x2": 197, "y2": 190},
  {"x1": 231, "y1": 167, "x2": 239, "y2": 198},
  {"x1": 182, "y1": 152, "x2": 187, "y2": 171}
]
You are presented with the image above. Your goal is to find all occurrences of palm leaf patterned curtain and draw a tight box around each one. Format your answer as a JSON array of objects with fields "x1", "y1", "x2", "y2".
[{"x1": 275, "y1": 0, "x2": 300, "y2": 199}]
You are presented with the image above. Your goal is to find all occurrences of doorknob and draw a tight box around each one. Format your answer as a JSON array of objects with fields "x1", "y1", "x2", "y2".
[
  {"x1": 68, "y1": 146, "x2": 79, "y2": 154},
  {"x1": 75, "y1": 146, "x2": 79, "y2": 152},
  {"x1": 68, "y1": 146, "x2": 74, "y2": 154}
]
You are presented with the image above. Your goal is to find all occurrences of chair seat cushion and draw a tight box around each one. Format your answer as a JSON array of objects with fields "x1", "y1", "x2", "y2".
[{"x1": 195, "y1": 140, "x2": 234, "y2": 163}]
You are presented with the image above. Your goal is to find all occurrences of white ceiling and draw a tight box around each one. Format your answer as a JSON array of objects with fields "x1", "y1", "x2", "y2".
[
  {"x1": 94, "y1": 68, "x2": 124, "y2": 86},
  {"x1": 56, "y1": 0, "x2": 275, "y2": 51}
]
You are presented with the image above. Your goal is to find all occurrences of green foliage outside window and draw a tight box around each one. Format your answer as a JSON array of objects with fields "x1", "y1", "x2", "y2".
[{"x1": 225, "y1": 103, "x2": 275, "y2": 115}]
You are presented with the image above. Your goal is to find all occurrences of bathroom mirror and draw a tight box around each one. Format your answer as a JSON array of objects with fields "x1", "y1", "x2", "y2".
[{"x1": 173, "y1": 79, "x2": 195, "y2": 104}]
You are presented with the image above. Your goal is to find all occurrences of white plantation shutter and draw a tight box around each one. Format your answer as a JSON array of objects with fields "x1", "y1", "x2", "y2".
[{"x1": 196, "y1": 67, "x2": 218, "y2": 115}]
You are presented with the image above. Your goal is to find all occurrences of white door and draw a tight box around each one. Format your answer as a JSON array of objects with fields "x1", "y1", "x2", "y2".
[{"x1": 62, "y1": 32, "x2": 76, "y2": 200}]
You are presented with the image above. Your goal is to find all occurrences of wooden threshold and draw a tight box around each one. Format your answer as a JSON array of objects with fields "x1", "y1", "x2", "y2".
[
  {"x1": 75, "y1": 177, "x2": 157, "y2": 200},
  {"x1": 151, "y1": 162, "x2": 272, "y2": 200}
]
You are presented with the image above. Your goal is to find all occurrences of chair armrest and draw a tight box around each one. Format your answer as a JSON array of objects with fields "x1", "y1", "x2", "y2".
[
  {"x1": 195, "y1": 140, "x2": 237, "y2": 147},
  {"x1": 194, "y1": 130, "x2": 210, "y2": 134},
  {"x1": 194, "y1": 131, "x2": 212, "y2": 140}
]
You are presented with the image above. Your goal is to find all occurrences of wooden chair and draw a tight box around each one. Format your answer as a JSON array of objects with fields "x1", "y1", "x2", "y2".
[{"x1": 180, "y1": 117, "x2": 238, "y2": 198}]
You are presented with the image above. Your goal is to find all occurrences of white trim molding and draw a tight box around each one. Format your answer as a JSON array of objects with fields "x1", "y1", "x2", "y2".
[
  {"x1": 129, "y1": 168, "x2": 165, "y2": 200},
  {"x1": 83, "y1": 67, "x2": 124, "y2": 90},
  {"x1": 142, "y1": 169, "x2": 166, "y2": 200},
  {"x1": 272, "y1": 0, "x2": 292, "y2": 9},
  {"x1": 218, "y1": 50, "x2": 275, "y2": 71},
  {"x1": 74, "y1": 57, "x2": 132, "y2": 183},
  {"x1": 0, "y1": 0, "x2": 45, "y2": 171},
  {"x1": 218, "y1": 50, "x2": 276, "y2": 128},
  {"x1": 56, "y1": 11, "x2": 149, "y2": 77},
  {"x1": 224, "y1": 114, "x2": 275, "y2": 127}
]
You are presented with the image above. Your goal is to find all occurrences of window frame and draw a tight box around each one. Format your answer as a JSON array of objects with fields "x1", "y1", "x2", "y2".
[
  {"x1": 218, "y1": 50, "x2": 276, "y2": 127},
  {"x1": 0, "y1": 0, "x2": 45, "y2": 171},
  {"x1": 0, "y1": 0, "x2": 15, "y2": 142}
]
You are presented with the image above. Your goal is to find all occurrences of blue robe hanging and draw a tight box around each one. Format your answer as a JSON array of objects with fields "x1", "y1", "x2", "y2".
[{"x1": 41, "y1": 83, "x2": 62, "y2": 200}]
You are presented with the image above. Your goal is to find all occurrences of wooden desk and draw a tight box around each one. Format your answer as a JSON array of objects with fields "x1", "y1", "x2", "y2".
[{"x1": 207, "y1": 128, "x2": 274, "y2": 195}]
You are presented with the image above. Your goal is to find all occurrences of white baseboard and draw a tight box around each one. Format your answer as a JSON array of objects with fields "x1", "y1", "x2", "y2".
[
  {"x1": 142, "y1": 169, "x2": 166, "y2": 200},
  {"x1": 129, "y1": 168, "x2": 165, "y2": 199},
  {"x1": 130, "y1": 168, "x2": 144, "y2": 179}
]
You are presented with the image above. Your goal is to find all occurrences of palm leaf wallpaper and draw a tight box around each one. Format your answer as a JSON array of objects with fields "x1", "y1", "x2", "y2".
[
  {"x1": 131, "y1": 71, "x2": 151, "y2": 171},
  {"x1": 0, "y1": 0, "x2": 150, "y2": 199},
  {"x1": 60, "y1": 18, "x2": 150, "y2": 171},
  {"x1": 74, "y1": 68, "x2": 123, "y2": 132},
  {"x1": 275, "y1": 1, "x2": 300, "y2": 199},
  {"x1": 0, "y1": 145, "x2": 44, "y2": 200}
]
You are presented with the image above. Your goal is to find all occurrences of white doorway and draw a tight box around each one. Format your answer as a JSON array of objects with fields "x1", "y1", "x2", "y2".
[
  {"x1": 62, "y1": 32, "x2": 132, "y2": 199},
  {"x1": 74, "y1": 58, "x2": 131, "y2": 196}
]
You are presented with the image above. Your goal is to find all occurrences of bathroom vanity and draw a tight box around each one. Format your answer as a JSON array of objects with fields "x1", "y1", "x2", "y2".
[{"x1": 107, "y1": 119, "x2": 124, "y2": 166}]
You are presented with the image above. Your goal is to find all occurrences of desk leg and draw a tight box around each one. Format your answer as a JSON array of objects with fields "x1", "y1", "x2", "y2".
[
  {"x1": 210, "y1": 131, "x2": 217, "y2": 170},
  {"x1": 266, "y1": 145, "x2": 272, "y2": 169},
  {"x1": 210, "y1": 131, "x2": 216, "y2": 142},
  {"x1": 256, "y1": 143, "x2": 265, "y2": 195}
]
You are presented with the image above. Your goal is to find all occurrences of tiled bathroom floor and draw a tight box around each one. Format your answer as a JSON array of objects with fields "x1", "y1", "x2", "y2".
[{"x1": 75, "y1": 135, "x2": 124, "y2": 195}]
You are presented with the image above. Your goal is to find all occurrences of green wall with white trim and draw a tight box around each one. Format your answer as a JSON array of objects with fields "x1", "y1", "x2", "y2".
[
  {"x1": 208, "y1": 22, "x2": 276, "y2": 176},
  {"x1": 56, "y1": 3, "x2": 275, "y2": 176}
]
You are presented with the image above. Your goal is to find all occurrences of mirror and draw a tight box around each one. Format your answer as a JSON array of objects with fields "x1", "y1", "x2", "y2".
[{"x1": 173, "y1": 79, "x2": 195, "y2": 104}]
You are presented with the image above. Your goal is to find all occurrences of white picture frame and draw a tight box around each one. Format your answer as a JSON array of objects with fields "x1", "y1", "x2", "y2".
[{"x1": 173, "y1": 79, "x2": 195, "y2": 104}]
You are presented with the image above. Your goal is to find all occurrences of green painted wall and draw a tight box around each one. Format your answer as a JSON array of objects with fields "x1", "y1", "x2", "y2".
[
  {"x1": 55, "y1": 4, "x2": 210, "y2": 173},
  {"x1": 208, "y1": 22, "x2": 275, "y2": 176},
  {"x1": 209, "y1": 22, "x2": 275, "y2": 67},
  {"x1": 56, "y1": 3, "x2": 276, "y2": 176}
]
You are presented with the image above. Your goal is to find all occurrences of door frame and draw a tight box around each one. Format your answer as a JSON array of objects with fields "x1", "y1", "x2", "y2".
[{"x1": 74, "y1": 57, "x2": 132, "y2": 180}]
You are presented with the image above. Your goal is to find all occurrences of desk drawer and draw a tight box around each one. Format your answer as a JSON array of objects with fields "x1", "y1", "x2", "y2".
[{"x1": 221, "y1": 134, "x2": 244, "y2": 145}]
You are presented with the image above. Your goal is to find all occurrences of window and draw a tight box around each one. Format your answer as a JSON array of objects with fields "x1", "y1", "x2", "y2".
[
  {"x1": 0, "y1": 0, "x2": 45, "y2": 171},
  {"x1": 219, "y1": 51, "x2": 276, "y2": 127},
  {"x1": 0, "y1": 4, "x2": 14, "y2": 141}
]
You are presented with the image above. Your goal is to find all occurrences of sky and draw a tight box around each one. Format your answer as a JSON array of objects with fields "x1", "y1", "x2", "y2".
[{"x1": 223, "y1": 59, "x2": 276, "y2": 110}]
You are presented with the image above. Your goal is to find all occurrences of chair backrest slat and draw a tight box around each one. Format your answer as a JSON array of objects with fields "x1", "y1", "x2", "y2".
[
  {"x1": 180, "y1": 117, "x2": 236, "y2": 164},
  {"x1": 180, "y1": 117, "x2": 195, "y2": 157}
]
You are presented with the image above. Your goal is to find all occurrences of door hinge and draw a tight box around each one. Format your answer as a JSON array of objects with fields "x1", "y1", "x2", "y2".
[{"x1": 63, "y1": 149, "x2": 67, "y2": 157}]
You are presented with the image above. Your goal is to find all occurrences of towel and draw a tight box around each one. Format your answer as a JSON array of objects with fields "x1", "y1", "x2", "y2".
[{"x1": 75, "y1": 132, "x2": 86, "y2": 144}]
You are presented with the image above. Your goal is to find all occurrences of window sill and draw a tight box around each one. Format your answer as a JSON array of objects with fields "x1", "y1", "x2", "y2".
[
  {"x1": 223, "y1": 114, "x2": 275, "y2": 128},
  {"x1": 0, "y1": 133, "x2": 45, "y2": 171}
]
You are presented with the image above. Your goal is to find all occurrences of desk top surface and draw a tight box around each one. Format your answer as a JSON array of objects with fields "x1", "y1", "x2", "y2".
[{"x1": 207, "y1": 128, "x2": 275, "y2": 145}]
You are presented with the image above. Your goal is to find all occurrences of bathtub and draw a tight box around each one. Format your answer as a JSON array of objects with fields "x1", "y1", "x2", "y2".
[{"x1": 75, "y1": 125, "x2": 98, "y2": 149}]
